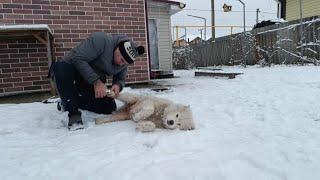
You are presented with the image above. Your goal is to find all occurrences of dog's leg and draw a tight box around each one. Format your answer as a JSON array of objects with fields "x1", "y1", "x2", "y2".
[
  {"x1": 95, "y1": 104, "x2": 131, "y2": 125},
  {"x1": 131, "y1": 100, "x2": 155, "y2": 122},
  {"x1": 116, "y1": 93, "x2": 140, "y2": 104}
]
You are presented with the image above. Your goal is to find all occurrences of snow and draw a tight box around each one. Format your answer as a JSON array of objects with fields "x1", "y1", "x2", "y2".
[
  {"x1": 297, "y1": 42, "x2": 320, "y2": 49},
  {"x1": 0, "y1": 24, "x2": 53, "y2": 34},
  {"x1": 306, "y1": 48, "x2": 318, "y2": 54},
  {"x1": 1, "y1": 65, "x2": 320, "y2": 180}
]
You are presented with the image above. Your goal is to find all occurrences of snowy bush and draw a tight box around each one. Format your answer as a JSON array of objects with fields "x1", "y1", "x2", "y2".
[
  {"x1": 172, "y1": 46, "x2": 195, "y2": 69},
  {"x1": 253, "y1": 17, "x2": 320, "y2": 66}
]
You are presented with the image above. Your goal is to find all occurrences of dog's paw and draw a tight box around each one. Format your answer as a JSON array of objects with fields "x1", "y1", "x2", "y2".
[
  {"x1": 136, "y1": 121, "x2": 156, "y2": 132},
  {"x1": 178, "y1": 123, "x2": 195, "y2": 131},
  {"x1": 132, "y1": 113, "x2": 141, "y2": 122}
]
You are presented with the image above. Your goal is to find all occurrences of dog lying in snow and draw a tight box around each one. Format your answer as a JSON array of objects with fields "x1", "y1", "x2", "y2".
[{"x1": 95, "y1": 92, "x2": 195, "y2": 132}]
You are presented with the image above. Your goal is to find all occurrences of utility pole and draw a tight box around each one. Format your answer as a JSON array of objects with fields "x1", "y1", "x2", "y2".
[
  {"x1": 238, "y1": 0, "x2": 246, "y2": 33},
  {"x1": 199, "y1": 29, "x2": 203, "y2": 40},
  {"x1": 256, "y1": 8, "x2": 260, "y2": 24},
  {"x1": 237, "y1": 0, "x2": 246, "y2": 67},
  {"x1": 211, "y1": 0, "x2": 215, "y2": 40}
]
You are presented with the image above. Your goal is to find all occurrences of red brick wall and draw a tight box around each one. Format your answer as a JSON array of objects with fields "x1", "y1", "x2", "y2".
[
  {"x1": 0, "y1": 0, "x2": 149, "y2": 96},
  {"x1": 0, "y1": 38, "x2": 50, "y2": 95}
]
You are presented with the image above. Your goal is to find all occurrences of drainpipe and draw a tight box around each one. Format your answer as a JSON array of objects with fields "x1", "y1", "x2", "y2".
[
  {"x1": 144, "y1": 0, "x2": 152, "y2": 80},
  {"x1": 276, "y1": 0, "x2": 281, "y2": 19}
]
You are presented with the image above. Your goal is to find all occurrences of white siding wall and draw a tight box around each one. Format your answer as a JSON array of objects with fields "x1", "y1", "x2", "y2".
[
  {"x1": 286, "y1": 0, "x2": 320, "y2": 21},
  {"x1": 147, "y1": 2, "x2": 172, "y2": 71}
]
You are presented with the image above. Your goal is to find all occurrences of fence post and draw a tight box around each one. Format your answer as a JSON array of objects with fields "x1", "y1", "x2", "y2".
[{"x1": 176, "y1": 26, "x2": 179, "y2": 42}]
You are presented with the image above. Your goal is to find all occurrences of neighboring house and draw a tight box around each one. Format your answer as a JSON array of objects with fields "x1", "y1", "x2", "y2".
[
  {"x1": 0, "y1": 0, "x2": 185, "y2": 96},
  {"x1": 189, "y1": 37, "x2": 203, "y2": 45},
  {"x1": 147, "y1": 0, "x2": 185, "y2": 77},
  {"x1": 172, "y1": 39, "x2": 188, "y2": 47},
  {"x1": 275, "y1": 0, "x2": 320, "y2": 21}
]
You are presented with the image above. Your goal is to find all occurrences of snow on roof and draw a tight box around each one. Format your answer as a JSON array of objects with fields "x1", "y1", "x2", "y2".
[
  {"x1": 0, "y1": 24, "x2": 53, "y2": 34},
  {"x1": 152, "y1": 0, "x2": 181, "y2": 5}
]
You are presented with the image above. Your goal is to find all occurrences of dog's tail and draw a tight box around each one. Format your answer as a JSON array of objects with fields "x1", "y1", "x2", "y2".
[{"x1": 116, "y1": 92, "x2": 140, "y2": 104}]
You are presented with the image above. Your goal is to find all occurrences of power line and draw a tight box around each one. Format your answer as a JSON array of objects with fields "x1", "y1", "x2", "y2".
[
  {"x1": 149, "y1": 3, "x2": 277, "y2": 15},
  {"x1": 182, "y1": 8, "x2": 277, "y2": 15},
  {"x1": 172, "y1": 17, "x2": 268, "y2": 22}
]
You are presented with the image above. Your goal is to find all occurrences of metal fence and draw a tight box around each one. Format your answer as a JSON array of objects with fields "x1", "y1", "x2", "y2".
[{"x1": 173, "y1": 16, "x2": 320, "y2": 69}]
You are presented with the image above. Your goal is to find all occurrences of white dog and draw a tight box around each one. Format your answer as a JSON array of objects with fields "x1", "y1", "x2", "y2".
[{"x1": 95, "y1": 92, "x2": 195, "y2": 132}]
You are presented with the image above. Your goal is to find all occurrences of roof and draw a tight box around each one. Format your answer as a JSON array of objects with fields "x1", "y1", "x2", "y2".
[
  {"x1": 151, "y1": 0, "x2": 181, "y2": 5},
  {"x1": 274, "y1": 0, "x2": 285, "y2": 3}
]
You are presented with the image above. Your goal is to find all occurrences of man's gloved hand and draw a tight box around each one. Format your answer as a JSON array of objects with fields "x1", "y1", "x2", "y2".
[
  {"x1": 111, "y1": 84, "x2": 121, "y2": 97},
  {"x1": 93, "y1": 79, "x2": 107, "y2": 98}
]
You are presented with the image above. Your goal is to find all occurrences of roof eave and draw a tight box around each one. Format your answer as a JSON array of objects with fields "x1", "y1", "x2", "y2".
[{"x1": 151, "y1": 0, "x2": 186, "y2": 15}]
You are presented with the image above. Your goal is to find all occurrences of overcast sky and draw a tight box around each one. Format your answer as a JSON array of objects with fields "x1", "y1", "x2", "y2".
[{"x1": 171, "y1": 0, "x2": 279, "y2": 40}]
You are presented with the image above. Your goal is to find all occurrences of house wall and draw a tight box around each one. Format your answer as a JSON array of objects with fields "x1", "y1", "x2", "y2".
[
  {"x1": 286, "y1": 0, "x2": 320, "y2": 21},
  {"x1": 147, "y1": 1, "x2": 172, "y2": 71},
  {"x1": 0, "y1": 0, "x2": 149, "y2": 96},
  {"x1": 0, "y1": 37, "x2": 50, "y2": 95}
]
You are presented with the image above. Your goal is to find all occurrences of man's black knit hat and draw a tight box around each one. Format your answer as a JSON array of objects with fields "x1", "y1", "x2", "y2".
[{"x1": 118, "y1": 41, "x2": 145, "y2": 64}]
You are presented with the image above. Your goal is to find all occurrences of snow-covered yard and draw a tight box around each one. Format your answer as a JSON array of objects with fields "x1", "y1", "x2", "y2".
[{"x1": 1, "y1": 65, "x2": 320, "y2": 180}]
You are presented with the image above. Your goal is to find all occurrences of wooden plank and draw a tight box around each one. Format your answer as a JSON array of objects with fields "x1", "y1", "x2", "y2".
[
  {"x1": 196, "y1": 67, "x2": 222, "y2": 71},
  {"x1": 195, "y1": 71, "x2": 243, "y2": 79},
  {"x1": 46, "y1": 31, "x2": 56, "y2": 95}
]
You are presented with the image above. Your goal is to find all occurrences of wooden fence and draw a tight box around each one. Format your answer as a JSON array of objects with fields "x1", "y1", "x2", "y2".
[{"x1": 173, "y1": 16, "x2": 320, "y2": 68}]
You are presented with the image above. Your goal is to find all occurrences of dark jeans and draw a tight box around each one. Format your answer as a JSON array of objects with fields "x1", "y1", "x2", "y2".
[{"x1": 52, "y1": 61, "x2": 116, "y2": 115}]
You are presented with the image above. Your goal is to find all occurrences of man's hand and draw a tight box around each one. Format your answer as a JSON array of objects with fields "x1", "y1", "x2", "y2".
[
  {"x1": 111, "y1": 84, "x2": 121, "y2": 97},
  {"x1": 94, "y1": 80, "x2": 107, "y2": 98}
]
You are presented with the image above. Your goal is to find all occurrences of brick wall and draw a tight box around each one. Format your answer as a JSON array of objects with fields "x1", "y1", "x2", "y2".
[
  {"x1": 0, "y1": 37, "x2": 50, "y2": 95},
  {"x1": 0, "y1": 0, "x2": 149, "y2": 96}
]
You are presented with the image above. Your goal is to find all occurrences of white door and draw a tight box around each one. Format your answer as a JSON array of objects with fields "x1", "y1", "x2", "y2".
[{"x1": 148, "y1": 19, "x2": 159, "y2": 69}]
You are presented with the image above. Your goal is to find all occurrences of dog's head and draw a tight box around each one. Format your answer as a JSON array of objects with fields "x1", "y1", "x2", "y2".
[{"x1": 162, "y1": 104, "x2": 195, "y2": 130}]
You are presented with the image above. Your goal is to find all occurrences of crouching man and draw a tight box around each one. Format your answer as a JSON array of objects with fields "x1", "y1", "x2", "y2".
[{"x1": 51, "y1": 32, "x2": 145, "y2": 130}]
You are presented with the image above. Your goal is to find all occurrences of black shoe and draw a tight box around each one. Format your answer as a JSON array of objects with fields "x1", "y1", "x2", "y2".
[
  {"x1": 57, "y1": 99, "x2": 65, "y2": 112},
  {"x1": 68, "y1": 111, "x2": 84, "y2": 131}
]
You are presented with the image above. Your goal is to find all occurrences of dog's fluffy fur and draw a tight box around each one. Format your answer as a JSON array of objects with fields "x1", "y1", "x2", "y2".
[{"x1": 95, "y1": 93, "x2": 195, "y2": 132}]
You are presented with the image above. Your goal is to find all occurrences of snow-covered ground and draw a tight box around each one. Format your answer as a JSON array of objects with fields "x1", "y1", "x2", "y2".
[{"x1": 1, "y1": 65, "x2": 320, "y2": 180}]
